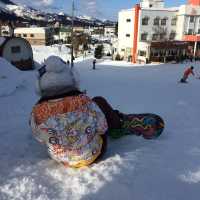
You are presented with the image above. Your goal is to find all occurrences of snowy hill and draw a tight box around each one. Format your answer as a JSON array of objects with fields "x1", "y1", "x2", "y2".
[
  {"x1": 0, "y1": 51, "x2": 200, "y2": 200},
  {"x1": 0, "y1": 0, "x2": 116, "y2": 26},
  {"x1": 0, "y1": 57, "x2": 25, "y2": 97}
]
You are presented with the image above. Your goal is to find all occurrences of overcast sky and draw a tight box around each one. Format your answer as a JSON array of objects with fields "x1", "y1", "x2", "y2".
[{"x1": 12, "y1": 0, "x2": 187, "y2": 20}]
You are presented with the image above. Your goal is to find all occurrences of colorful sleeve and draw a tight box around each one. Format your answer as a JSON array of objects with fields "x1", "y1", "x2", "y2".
[{"x1": 30, "y1": 113, "x2": 46, "y2": 144}]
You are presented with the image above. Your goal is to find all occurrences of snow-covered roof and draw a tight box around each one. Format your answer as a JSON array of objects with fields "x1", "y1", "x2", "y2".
[{"x1": 14, "y1": 27, "x2": 50, "y2": 34}]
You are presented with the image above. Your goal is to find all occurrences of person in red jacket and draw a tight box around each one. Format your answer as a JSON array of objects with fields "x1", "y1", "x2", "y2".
[{"x1": 181, "y1": 66, "x2": 195, "y2": 83}]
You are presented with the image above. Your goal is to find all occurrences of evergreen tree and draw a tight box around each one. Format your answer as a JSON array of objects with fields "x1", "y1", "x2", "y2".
[{"x1": 94, "y1": 45, "x2": 104, "y2": 59}]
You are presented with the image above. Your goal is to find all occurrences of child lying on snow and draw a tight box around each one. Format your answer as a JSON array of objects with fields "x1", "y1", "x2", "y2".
[{"x1": 30, "y1": 56, "x2": 164, "y2": 168}]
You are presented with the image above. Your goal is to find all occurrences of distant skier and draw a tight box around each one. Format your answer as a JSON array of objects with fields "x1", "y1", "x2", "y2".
[
  {"x1": 93, "y1": 59, "x2": 96, "y2": 70},
  {"x1": 180, "y1": 66, "x2": 195, "y2": 83},
  {"x1": 67, "y1": 60, "x2": 70, "y2": 66}
]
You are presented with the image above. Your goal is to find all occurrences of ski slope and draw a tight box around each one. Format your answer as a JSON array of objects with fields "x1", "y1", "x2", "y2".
[{"x1": 0, "y1": 57, "x2": 200, "y2": 200}]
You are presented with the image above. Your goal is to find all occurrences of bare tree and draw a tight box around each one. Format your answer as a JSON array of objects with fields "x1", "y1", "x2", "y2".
[
  {"x1": 8, "y1": 21, "x2": 15, "y2": 37},
  {"x1": 73, "y1": 33, "x2": 89, "y2": 57}
]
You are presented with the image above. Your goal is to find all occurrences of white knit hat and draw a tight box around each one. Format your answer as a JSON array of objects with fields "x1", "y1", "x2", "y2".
[{"x1": 36, "y1": 56, "x2": 80, "y2": 97}]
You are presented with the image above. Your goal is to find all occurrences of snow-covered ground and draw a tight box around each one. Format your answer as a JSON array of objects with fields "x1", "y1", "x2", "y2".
[
  {"x1": 0, "y1": 58, "x2": 26, "y2": 97},
  {"x1": 0, "y1": 57, "x2": 200, "y2": 200},
  {"x1": 32, "y1": 45, "x2": 93, "y2": 65},
  {"x1": 32, "y1": 45, "x2": 71, "y2": 64}
]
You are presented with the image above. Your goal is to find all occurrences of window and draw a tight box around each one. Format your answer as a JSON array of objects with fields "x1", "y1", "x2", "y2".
[
  {"x1": 190, "y1": 16, "x2": 195, "y2": 23},
  {"x1": 126, "y1": 19, "x2": 131, "y2": 22},
  {"x1": 171, "y1": 17, "x2": 177, "y2": 26},
  {"x1": 30, "y1": 34, "x2": 34, "y2": 37},
  {"x1": 142, "y1": 17, "x2": 149, "y2": 25},
  {"x1": 152, "y1": 34, "x2": 159, "y2": 41},
  {"x1": 126, "y1": 34, "x2": 130, "y2": 37},
  {"x1": 138, "y1": 50, "x2": 146, "y2": 57},
  {"x1": 188, "y1": 29, "x2": 193, "y2": 35},
  {"x1": 11, "y1": 46, "x2": 21, "y2": 54},
  {"x1": 198, "y1": 29, "x2": 200, "y2": 34},
  {"x1": 152, "y1": 51, "x2": 159, "y2": 57},
  {"x1": 161, "y1": 18, "x2": 167, "y2": 26},
  {"x1": 169, "y1": 32, "x2": 176, "y2": 40},
  {"x1": 121, "y1": 49, "x2": 125, "y2": 52},
  {"x1": 141, "y1": 33, "x2": 148, "y2": 41},
  {"x1": 154, "y1": 17, "x2": 160, "y2": 26},
  {"x1": 23, "y1": 34, "x2": 27, "y2": 37},
  {"x1": 160, "y1": 33, "x2": 166, "y2": 40}
]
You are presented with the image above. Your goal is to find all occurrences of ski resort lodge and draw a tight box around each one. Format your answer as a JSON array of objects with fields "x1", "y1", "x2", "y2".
[
  {"x1": 118, "y1": 0, "x2": 200, "y2": 63},
  {"x1": 14, "y1": 27, "x2": 54, "y2": 46}
]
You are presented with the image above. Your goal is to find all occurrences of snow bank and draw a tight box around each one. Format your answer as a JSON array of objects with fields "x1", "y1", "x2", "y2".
[
  {"x1": 32, "y1": 45, "x2": 93, "y2": 64},
  {"x1": 180, "y1": 169, "x2": 200, "y2": 184},
  {"x1": 98, "y1": 60, "x2": 160, "y2": 67},
  {"x1": 0, "y1": 57, "x2": 24, "y2": 97},
  {"x1": 32, "y1": 45, "x2": 71, "y2": 64}
]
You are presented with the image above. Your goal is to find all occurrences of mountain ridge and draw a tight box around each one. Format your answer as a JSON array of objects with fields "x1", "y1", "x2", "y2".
[{"x1": 0, "y1": 0, "x2": 116, "y2": 27}]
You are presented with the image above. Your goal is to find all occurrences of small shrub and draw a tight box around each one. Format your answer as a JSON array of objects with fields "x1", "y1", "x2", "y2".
[
  {"x1": 94, "y1": 45, "x2": 104, "y2": 59},
  {"x1": 115, "y1": 54, "x2": 121, "y2": 61}
]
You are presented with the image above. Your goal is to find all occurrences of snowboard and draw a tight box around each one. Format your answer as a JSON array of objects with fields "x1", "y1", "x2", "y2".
[
  {"x1": 109, "y1": 113, "x2": 165, "y2": 140},
  {"x1": 122, "y1": 113, "x2": 165, "y2": 139}
]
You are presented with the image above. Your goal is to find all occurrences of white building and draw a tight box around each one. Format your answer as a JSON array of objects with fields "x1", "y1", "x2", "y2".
[
  {"x1": 118, "y1": 0, "x2": 200, "y2": 63},
  {"x1": 104, "y1": 26, "x2": 116, "y2": 38}
]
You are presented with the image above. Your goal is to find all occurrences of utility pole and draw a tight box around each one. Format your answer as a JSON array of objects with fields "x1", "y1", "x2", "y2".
[{"x1": 71, "y1": 0, "x2": 75, "y2": 68}]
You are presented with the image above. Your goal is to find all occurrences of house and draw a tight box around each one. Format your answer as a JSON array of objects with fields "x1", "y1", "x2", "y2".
[
  {"x1": 1, "y1": 25, "x2": 13, "y2": 37},
  {"x1": 117, "y1": 0, "x2": 200, "y2": 63},
  {"x1": 59, "y1": 27, "x2": 71, "y2": 43},
  {"x1": 104, "y1": 26, "x2": 116, "y2": 38},
  {"x1": 14, "y1": 27, "x2": 54, "y2": 46},
  {"x1": 0, "y1": 37, "x2": 34, "y2": 70},
  {"x1": 73, "y1": 26, "x2": 84, "y2": 33}
]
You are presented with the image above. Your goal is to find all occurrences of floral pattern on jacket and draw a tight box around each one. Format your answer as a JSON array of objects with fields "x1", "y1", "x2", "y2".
[{"x1": 30, "y1": 94, "x2": 108, "y2": 167}]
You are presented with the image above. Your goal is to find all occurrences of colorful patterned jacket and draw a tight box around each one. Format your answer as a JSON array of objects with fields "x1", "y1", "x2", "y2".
[{"x1": 30, "y1": 92, "x2": 108, "y2": 168}]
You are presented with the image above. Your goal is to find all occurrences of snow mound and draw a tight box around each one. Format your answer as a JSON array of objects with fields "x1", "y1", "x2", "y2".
[{"x1": 0, "y1": 57, "x2": 24, "y2": 97}]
